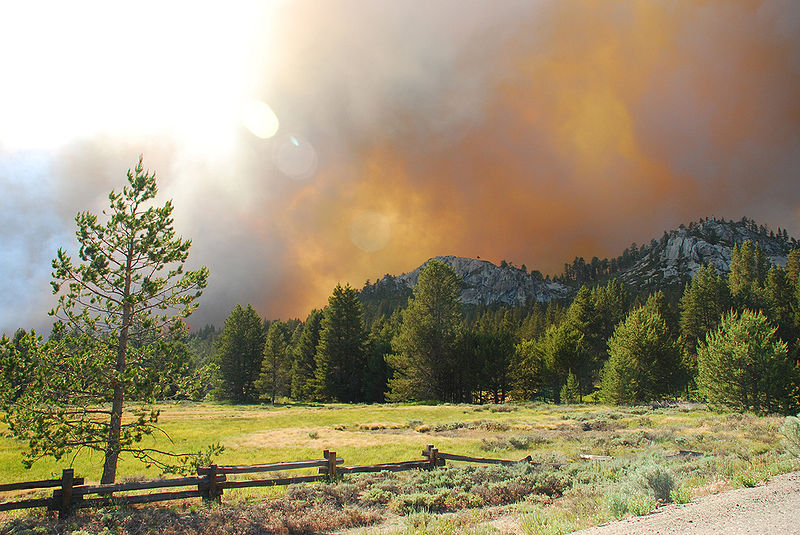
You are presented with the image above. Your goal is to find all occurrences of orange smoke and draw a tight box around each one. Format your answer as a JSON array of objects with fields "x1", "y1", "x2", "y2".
[{"x1": 246, "y1": 1, "x2": 799, "y2": 320}]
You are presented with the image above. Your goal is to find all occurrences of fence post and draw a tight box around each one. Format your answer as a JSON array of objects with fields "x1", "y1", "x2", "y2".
[
  {"x1": 422, "y1": 444, "x2": 436, "y2": 469},
  {"x1": 58, "y1": 469, "x2": 74, "y2": 520},
  {"x1": 202, "y1": 464, "x2": 222, "y2": 503},
  {"x1": 324, "y1": 450, "x2": 337, "y2": 479}
]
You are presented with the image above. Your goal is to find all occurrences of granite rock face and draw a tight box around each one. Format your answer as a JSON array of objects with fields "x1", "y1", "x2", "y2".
[
  {"x1": 619, "y1": 219, "x2": 791, "y2": 288},
  {"x1": 365, "y1": 218, "x2": 794, "y2": 308},
  {"x1": 383, "y1": 256, "x2": 571, "y2": 306}
]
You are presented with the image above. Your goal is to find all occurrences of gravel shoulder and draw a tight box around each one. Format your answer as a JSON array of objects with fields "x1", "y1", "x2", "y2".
[{"x1": 572, "y1": 471, "x2": 800, "y2": 535}]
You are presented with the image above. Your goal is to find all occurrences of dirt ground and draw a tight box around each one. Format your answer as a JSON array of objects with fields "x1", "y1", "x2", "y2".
[{"x1": 571, "y1": 470, "x2": 800, "y2": 535}]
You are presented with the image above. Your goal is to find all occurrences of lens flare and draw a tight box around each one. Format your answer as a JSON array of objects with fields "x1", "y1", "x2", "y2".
[
  {"x1": 241, "y1": 100, "x2": 280, "y2": 139},
  {"x1": 273, "y1": 134, "x2": 318, "y2": 179},
  {"x1": 349, "y1": 210, "x2": 391, "y2": 253}
]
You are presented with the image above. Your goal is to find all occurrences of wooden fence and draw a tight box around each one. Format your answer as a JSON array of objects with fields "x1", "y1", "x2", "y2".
[{"x1": 0, "y1": 445, "x2": 535, "y2": 519}]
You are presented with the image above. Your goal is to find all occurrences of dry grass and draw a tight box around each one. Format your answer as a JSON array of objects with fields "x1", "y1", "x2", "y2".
[{"x1": 1, "y1": 402, "x2": 798, "y2": 534}]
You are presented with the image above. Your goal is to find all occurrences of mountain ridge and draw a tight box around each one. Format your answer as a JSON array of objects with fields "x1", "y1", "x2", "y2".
[{"x1": 361, "y1": 217, "x2": 797, "y2": 310}]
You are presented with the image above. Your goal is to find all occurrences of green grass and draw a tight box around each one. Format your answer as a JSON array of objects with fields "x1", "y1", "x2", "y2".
[
  {"x1": 1, "y1": 402, "x2": 798, "y2": 534},
  {"x1": 0, "y1": 402, "x2": 560, "y2": 483}
]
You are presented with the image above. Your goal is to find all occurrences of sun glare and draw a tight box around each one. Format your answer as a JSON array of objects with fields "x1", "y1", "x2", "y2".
[
  {"x1": 0, "y1": 2, "x2": 273, "y2": 154},
  {"x1": 350, "y1": 210, "x2": 392, "y2": 253},
  {"x1": 242, "y1": 100, "x2": 280, "y2": 139}
]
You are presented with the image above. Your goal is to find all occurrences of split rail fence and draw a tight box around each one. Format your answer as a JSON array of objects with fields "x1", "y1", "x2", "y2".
[{"x1": 0, "y1": 445, "x2": 536, "y2": 519}]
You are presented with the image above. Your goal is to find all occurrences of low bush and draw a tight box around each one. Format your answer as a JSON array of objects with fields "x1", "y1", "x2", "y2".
[
  {"x1": 639, "y1": 464, "x2": 676, "y2": 502},
  {"x1": 670, "y1": 486, "x2": 692, "y2": 504},
  {"x1": 781, "y1": 414, "x2": 800, "y2": 457},
  {"x1": 606, "y1": 493, "x2": 628, "y2": 519},
  {"x1": 519, "y1": 506, "x2": 575, "y2": 535},
  {"x1": 480, "y1": 433, "x2": 550, "y2": 452},
  {"x1": 627, "y1": 495, "x2": 656, "y2": 516}
]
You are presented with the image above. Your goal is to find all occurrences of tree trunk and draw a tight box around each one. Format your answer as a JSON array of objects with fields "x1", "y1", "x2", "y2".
[
  {"x1": 102, "y1": 380, "x2": 125, "y2": 484},
  {"x1": 102, "y1": 244, "x2": 133, "y2": 484}
]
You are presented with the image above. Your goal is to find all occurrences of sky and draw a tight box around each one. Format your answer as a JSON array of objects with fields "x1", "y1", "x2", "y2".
[{"x1": 1, "y1": 0, "x2": 799, "y2": 335}]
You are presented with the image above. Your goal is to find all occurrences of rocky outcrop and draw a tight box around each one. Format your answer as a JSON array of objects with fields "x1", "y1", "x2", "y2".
[
  {"x1": 383, "y1": 256, "x2": 571, "y2": 306},
  {"x1": 364, "y1": 218, "x2": 795, "y2": 310},
  {"x1": 619, "y1": 218, "x2": 791, "y2": 288}
]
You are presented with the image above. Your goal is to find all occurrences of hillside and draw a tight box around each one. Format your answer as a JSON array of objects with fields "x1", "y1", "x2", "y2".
[
  {"x1": 360, "y1": 217, "x2": 796, "y2": 316},
  {"x1": 360, "y1": 257, "x2": 571, "y2": 319},
  {"x1": 614, "y1": 217, "x2": 793, "y2": 291}
]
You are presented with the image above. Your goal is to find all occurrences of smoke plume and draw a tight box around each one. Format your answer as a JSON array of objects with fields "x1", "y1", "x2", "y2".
[{"x1": 1, "y1": 0, "x2": 799, "y2": 333}]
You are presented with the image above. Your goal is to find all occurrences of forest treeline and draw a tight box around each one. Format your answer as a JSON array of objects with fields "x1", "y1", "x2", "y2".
[
  {"x1": 151, "y1": 239, "x2": 800, "y2": 414},
  {"x1": 4, "y1": 238, "x2": 799, "y2": 415}
]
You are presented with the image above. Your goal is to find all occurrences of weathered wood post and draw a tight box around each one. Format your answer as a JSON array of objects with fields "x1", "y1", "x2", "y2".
[
  {"x1": 58, "y1": 468, "x2": 74, "y2": 520},
  {"x1": 199, "y1": 464, "x2": 222, "y2": 503},
  {"x1": 422, "y1": 444, "x2": 440, "y2": 470},
  {"x1": 324, "y1": 450, "x2": 337, "y2": 479},
  {"x1": 209, "y1": 464, "x2": 221, "y2": 502}
]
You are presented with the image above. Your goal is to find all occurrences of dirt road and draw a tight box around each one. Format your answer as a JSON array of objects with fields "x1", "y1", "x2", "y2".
[{"x1": 573, "y1": 471, "x2": 800, "y2": 535}]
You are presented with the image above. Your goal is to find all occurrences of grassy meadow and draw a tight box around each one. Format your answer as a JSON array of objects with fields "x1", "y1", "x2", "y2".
[{"x1": 1, "y1": 402, "x2": 798, "y2": 534}]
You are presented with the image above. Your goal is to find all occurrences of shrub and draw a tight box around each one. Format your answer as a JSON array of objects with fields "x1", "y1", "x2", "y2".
[
  {"x1": 407, "y1": 419, "x2": 424, "y2": 429},
  {"x1": 488, "y1": 404, "x2": 516, "y2": 413},
  {"x1": 606, "y1": 493, "x2": 628, "y2": 519},
  {"x1": 737, "y1": 473, "x2": 758, "y2": 488},
  {"x1": 520, "y1": 506, "x2": 575, "y2": 535},
  {"x1": 627, "y1": 495, "x2": 656, "y2": 516},
  {"x1": 392, "y1": 491, "x2": 449, "y2": 514},
  {"x1": 670, "y1": 486, "x2": 692, "y2": 504},
  {"x1": 403, "y1": 511, "x2": 500, "y2": 535},
  {"x1": 480, "y1": 433, "x2": 550, "y2": 452},
  {"x1": 640, "y1": 465, "x2": 675, "y2": 502},
  {"x1": 363, "y1": 487, "x2": 394, "y2": 505},
  {"x1": 781, "y1": 414, "x2": 800, "y2": 457}
]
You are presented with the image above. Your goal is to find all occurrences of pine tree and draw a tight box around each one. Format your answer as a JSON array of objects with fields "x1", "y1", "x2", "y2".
[
  {"x1": 541, "y1": 323, "x2": 584, "y2": 403},
  {"x1": 563, "y1": 286, "x2": 600, "y2": 399},
  {"x1": 560, "y1": 371, "x2": 580, "y2": 404},
  {"x1": 642, "y1": 292, "x2": 686, "y2": 393},
  {"x1": 728, "y1": 241, "x2": 770, "y2": 311},
  {"x1": 765, "y1": 266, "x2": 796, "y2": 349},
  {"x1": 600, "y1": 302, "x2": 681, "y2": 404},
  {"x1": 511, "y1": 337, "x2": 550, "y2": 400},
  {"x1": 4, "y1": 158, "x2": 211, "y2": 483},
  {"x1": 388, "y1": 259, "x2": 462, "y2": 402},
  {"x1": 786, "y1": 249, "x2": 800, "y2": 289},
  {"x1": 697, "y1": 309, "x2": 795, "y2": 414},
  {"x1": 290, "y1": 309, "x2": 323, "y2": 400},
  {"x1": 314, "y1": 284, "x2": 367, "y2": 402},
  {"x1": 215, "y1": 304, "x2": 266, "y2": 403},
  {"x1": 256, "y1": 321, "x2": 291, "y2": 403},
  {"x1": 591, "y1": 278, "x2": 629, "y2": 343},
  {"x1": 680, "y1": 264, "x2": 731, "y2": 379},
  {"x1": 363, "y1": 314, "x2": 397, "y2": 402}
]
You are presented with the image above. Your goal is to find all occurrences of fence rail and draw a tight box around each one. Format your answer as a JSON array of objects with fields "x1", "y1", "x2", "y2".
[{"x1": 0, "y1": 444, "x2": 536, "y2": 518}]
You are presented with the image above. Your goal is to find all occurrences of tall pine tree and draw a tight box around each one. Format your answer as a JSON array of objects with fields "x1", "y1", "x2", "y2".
[
  {"x1": 600, "y1": 300, "x2": 680, "y2": 404},
  {"x1": 215, "y1": 304, "x2": 266, "y2": 403},
  {"x1": 680, "y1": 264, "x2": 731, "y2": 368},
  {"x1": 388, "y1": 259, "x2": 463, "y2": 402},
  {"x1": 697, "y1": 309, "x2": 795, "y2": 414},
  {"x1": 256, "y1": 321, "x2": 291, "y2": 403},
  {"x1": 5, "y1": 158, "x2": 211, "y2": 483},
  {"x1": 314, "y1": 284, "x2": 367, "y2": 402},
  {"x1": 291, "y1": 309, "x2": 323, "y2": 400}
]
